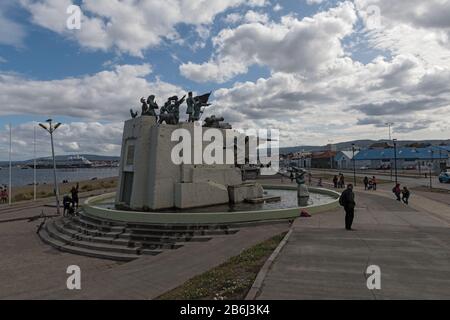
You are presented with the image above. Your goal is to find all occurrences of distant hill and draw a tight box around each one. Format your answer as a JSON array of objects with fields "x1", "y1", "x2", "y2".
[
  {"x1": 280, "y1": 139, "x2": 450, "y2": 154},
  {"x1": 0, "y1": 154, "x2": 120, "y2": 167}
]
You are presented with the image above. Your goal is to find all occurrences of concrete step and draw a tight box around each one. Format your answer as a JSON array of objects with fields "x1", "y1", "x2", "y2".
[
  {"x1": 63, "y1": 218, "x2": 124, "y2": 238},
  {"x1": 38, "y1": 227, "x2": 140, "y2": 262},
  {"x1": 119, "y1": 232, "x2": 213, "y2": 243},
  {"x1": 72, "y1": 216, "x2": 125, "y2": 233},
  {"x1": 46, "y1": 221, "x2": 163, "y2": 256},
  {"x1": 125, "y1": 226, "x2": 239, "y2": 236},
  {"x1": 55, "y1": 219, "x2": 179, "y2": 250}
]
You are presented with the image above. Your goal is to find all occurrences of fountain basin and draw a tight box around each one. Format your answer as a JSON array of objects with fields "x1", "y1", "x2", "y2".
[{"x1": 83, "y1": 185, "x2": 340, "y2": 225}]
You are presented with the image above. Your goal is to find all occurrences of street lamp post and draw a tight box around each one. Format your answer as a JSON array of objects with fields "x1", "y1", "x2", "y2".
[
  {"x1": 430, "y1": 150, "x2": 434, "y2": 190},
  {"x1": 393, "y1": 139, "x2": 398, "y2": 185},
  {"x1": 8, "y1": 123, "x2": 12, "y2": 206},
  {"x1": 385, "y1": 122, "x2": 394, "y2": 141},
  {"x1": 352, "y1": 144, "x2": 356, "y2": 186},
  {"x1": 39, "y1": 119, "x2": 62, "y2": 215}
]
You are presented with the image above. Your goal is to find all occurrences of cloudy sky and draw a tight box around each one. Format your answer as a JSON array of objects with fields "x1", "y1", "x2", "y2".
[{"x1": 1, "y1": 0, "x2": 450, "y2": 161}]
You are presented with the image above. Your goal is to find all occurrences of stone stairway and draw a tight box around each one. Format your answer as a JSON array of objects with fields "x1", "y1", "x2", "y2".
[{"x1": 38, "y1": 211, "x2": 240, "y2": 261}]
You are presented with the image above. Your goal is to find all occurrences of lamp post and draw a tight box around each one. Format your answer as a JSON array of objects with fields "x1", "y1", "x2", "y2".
[
  {"x1": 385, "y1": 122, "x2": 394, "y2": 141},
  {"x1": 393, "y1": 139, "x2": 398, "y2": 185},
  {"x1": 386, "y1": 123, "x2": 394, "y2": 180},
  {"x1": 39, "y1": 119, "x2": 62, "y2": 215},
  {"x1": 352, "y1": 144, "x2": 356, "y2": 186},
  {"x1": 8, "y1": 123, "x2": 12, "y2": 206},
  {"x1": 429, "y1": 149, "x2": 434, "y2": 190},
  {"x1": 33, "y1": 125, "x2": 37, "y2": 201}
]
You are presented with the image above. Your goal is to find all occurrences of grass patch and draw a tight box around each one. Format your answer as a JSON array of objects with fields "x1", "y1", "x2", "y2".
[
  {"x1": 157, "y1": 232, "x2": 287, "y2": 300},
  {"x1": 7, "y1": 177, "x2": 118, "y2": 204}
]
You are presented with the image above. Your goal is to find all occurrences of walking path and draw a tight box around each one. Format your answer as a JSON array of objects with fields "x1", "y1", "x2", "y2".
[
  {"x1": 254, "y1": 190, "x2": 450, "y2": 300},
  {"x1": 0, "y1": 213, "x2": 289, "y2": 299}
]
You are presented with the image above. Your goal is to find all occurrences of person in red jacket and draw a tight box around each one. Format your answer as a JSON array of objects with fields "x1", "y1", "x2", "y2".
[{"x1": 392, "y1": 183, "x2": 401, "y2": 201}]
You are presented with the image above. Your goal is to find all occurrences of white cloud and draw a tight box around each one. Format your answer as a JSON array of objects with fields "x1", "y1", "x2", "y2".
[
  {"x1": 223, "y1": 12, "x2": 243, "y2": 24},
  {"x1": 0, "y1": 121, "x2": 124, "y2": 161},
  {"x1": 20, "y1": 0, "x2": 269, "y2": 57},
  {"x1": 244, "y1": 10, "x2": 269, "y2": 24},
  {"x1": 306, "y1": 0, "x2": 325, "y2": 5},
  {"x1": 0, "y1": 64, "x2": 183, "y2": 121},
  {"x1": 0, "y1": 7, "x2": 27, "y2": 47},
  {"x1": 273, "y1": 4, "x2": 283, "y2": 12},
  {"x1": 181, "y1": 1, "x2": 357, "y2": 82}
]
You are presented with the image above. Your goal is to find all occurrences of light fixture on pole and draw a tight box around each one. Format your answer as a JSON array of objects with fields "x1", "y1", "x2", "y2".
[
  {"x1": 39, "y1": 119, "x2": 62, "y2": 215},
  {"x1": 393, "y1": 139, "x2": 398, "y2": 185},
  {"x1": 385, "y1": 122, "x2": 394, "y2": 141},
  {"x1": 352, "y1": 143, "x2": 356, "y2": 186}
]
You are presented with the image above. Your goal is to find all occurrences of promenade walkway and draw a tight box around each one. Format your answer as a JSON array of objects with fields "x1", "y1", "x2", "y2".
[{"x1": 254, "y1": 189, "x2": 450, "y2": 299}]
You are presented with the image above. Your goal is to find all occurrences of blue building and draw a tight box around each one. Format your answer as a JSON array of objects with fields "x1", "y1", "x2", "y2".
[{"x1": 353, "y1": 146, "x2": 449, "y2": 173}]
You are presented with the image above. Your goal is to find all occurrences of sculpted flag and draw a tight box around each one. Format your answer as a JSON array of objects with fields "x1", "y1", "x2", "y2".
[{"x1": 196, "y1": 92, "x2": 211, "y2": 104}]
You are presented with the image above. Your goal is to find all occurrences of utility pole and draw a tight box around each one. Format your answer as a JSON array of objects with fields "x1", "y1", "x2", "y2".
[
  {"x1": 352, "y1": 143, "x2": 356, "y2": 186},
  {"x1": 386, "y1": 122, "x2": 394, "y2": 141},
  {"x1": 33, "y1": 125, "x2": 37, "y2": 201},
  {"x1": 393, "y1": 139, "x2": 398, "y2": 185},
  {"x1": 9, "y1": 123, "x2": 12, "y2": 206},
  {"x1": 430, "y1": 149, "x2": 434, "y2": 190},
  {"x1": 328, "y1": 139, "x2": 334, "y2": 170},
  {"x1": 39, "y1": 119, "x2": 62, "y2": 215}
]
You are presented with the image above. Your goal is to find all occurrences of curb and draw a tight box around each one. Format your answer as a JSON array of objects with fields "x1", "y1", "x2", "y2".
[{"x1": 245, "y1": 228, "x2": 294, "y2": 300}]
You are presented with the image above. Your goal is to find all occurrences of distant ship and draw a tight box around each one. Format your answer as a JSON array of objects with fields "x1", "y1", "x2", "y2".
[{"x1": 34, "y1": 155, "x2": 93, "y2": 169}]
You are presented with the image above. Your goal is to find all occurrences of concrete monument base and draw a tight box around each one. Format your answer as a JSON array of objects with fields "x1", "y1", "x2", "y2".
[{"x1": 115, "y1": 116, "x2": 262, "y2": 211}]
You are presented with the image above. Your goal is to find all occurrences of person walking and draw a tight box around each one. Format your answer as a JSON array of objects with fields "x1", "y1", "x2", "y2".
[
  {"x1": 70, "y1": 183, "x2": 80, "y2": 210},
  {"x1": 402, "y1": 187, "x2": 410, "y2": 205},
  {"x1": 372, "y1": 176, "x2": 377, "y2": 191},
  {"x1": 363, "y1": 176, "x2": 369, "y2": 190},
  {"x1": 392, "y1": 183, "x2": 401, "y2": 201},
  {"x1": 339, "y1": 184, "x2": 356, "y2": 231},
  {"x1": 0, "y1": 187, "x2": 5, "y2": 204},
  {"x1": 63, "y1": 194, "x2": 72, "y2": 217},
  {"x1": 339, "y1": 174, "x2": 345, "y2": 189},
  {"x1": 290, "y1": 172, "x2": 294, "y2": 183},
  {"x1": 333, "y1": 175, "x2": 339, "y2": 188}
]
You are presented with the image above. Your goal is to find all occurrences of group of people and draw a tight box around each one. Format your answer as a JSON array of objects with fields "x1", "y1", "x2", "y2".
[
  {"x1": 392, "y1": 184, "x2": 411, "y2": 205},
  {"x1": 62, "y1": 183, "x2": 79, "y2": 217},
  {"x1": 363, "y1": 176, "x2": 377, "y2": 191},
  {"x1": 333, "y1": 174, "x2": 346, "y2": 189},
  {"x1": 0, "y1": 185, "x2": 9, "y2": 204}
]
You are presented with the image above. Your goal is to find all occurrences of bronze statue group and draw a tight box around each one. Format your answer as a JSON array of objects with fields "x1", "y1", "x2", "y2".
[{"x1": 130, "y1": 92, "x2": 211, "y2": 125}]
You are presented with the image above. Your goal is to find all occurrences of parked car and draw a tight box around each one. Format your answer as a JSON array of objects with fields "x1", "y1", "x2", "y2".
[
  {"x1": 359, "y1": 166, "x2": 370, "y2": 170},
  {"x1": 439, "y1": 171, "x2": 450, "y2": 183}
]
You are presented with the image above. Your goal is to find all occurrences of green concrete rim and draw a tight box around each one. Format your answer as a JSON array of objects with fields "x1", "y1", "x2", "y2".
[{"x1": 83, "y1": 185, "x2": 341, "y2": 225}]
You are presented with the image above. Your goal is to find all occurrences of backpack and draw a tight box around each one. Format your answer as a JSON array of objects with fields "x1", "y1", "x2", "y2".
[{"x1": 339, "y1": 193, "x2": 345, "y2": 206}]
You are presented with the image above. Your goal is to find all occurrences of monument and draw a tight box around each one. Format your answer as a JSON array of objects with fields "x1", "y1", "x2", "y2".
[{"x1": 116, "y1": 93, "x2": 264, "y2": 211}]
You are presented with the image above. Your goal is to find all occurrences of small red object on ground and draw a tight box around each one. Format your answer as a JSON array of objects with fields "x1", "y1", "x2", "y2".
[{"x1": 300, "y1": 210, "x2": 311, "y2": 217}]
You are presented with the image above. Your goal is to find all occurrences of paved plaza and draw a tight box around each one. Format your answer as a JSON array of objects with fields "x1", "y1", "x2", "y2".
[
  {"x1": 0, "y1": 182, "x2": 449, "y2": 300},
  {"x1": 256, "y1": 188, "x2": 450, "y2": 300}
]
